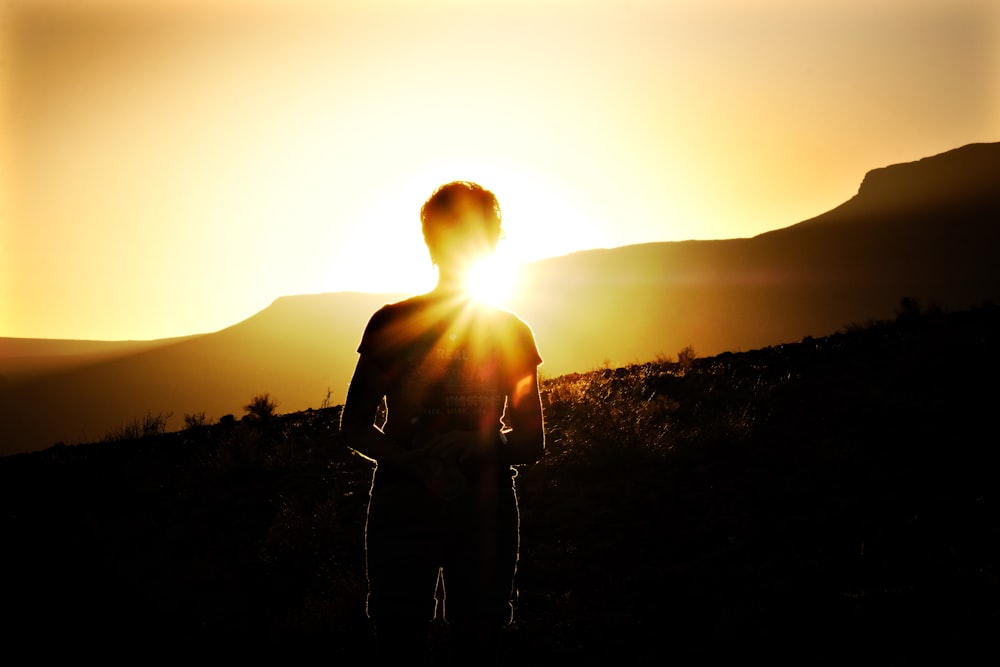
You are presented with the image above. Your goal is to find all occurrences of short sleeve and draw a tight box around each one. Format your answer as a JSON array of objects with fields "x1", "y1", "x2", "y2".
[
  {"x1": 506, "y1": 314, "x2": 542, "y2": 377},
  {"x1": 356, "y1": 305, "x2": 394, "y2": 372}
]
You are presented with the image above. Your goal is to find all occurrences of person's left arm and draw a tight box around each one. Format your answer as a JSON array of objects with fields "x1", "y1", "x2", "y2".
[{"x1": 498, "y1": 368, "x2": 545, "y2": 465}]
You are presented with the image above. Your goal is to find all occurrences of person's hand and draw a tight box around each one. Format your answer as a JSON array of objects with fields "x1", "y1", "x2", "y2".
[
  {"x1": 424, "y1": 430, "x2": 494, "y2": 463},
  {"x1": 401, "y1": 449, "x2": 467, "y2": 500}
]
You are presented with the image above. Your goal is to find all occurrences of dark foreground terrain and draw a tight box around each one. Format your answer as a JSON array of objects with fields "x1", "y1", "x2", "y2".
[{"x1": 2, "y1": 302, "x2": 998, "y2": 663}]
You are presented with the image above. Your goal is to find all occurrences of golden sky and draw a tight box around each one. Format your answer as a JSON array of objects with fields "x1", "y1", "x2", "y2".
[{"x1": 2, "y1": 0, "x2": 998, "y2": 341}]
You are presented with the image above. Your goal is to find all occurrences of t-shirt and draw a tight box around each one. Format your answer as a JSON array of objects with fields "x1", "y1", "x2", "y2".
[{"x1": 358, "y1": 292, "x2": 542, "y2": 451}]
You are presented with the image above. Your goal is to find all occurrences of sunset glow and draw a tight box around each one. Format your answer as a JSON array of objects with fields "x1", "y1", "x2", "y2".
[
  {"x1": 466, "y1": 253, "x2": 519, "y2": 308},
  {"x1": 2, "y1": 0, "x2": 997, "y2": 341}
]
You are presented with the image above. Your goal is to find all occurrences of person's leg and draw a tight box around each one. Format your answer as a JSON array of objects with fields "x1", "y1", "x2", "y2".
[
  {"x1": 367, "y1": 570, "x2": 437, "y2": 667},
  {"x1": 365, "y1": 480, "x2": 442, "y2": 666},
  {"x1": 441, "y1": 484, "x2": 520, "y2": 666}
]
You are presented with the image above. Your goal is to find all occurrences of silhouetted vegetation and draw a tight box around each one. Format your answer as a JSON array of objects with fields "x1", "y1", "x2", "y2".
[
  {"x1": 183, "y1": 411, "x2": 209, "y2": 429},
  {"x1": 243, "y1": 392, "x2": 280, "y2": 422},
  {"x1": 1, "y1": 303, "x2": 998, "y2": 662},
  {"x1": 101, "y1": 410, "x2": 172, "y2": 443}
]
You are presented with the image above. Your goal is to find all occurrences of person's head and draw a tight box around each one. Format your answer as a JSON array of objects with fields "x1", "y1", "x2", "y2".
[{"x1": 420, "y1": 181, "x2": 502, "y2": 274}]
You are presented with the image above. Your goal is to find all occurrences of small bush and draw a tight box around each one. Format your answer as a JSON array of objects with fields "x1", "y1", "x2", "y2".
[
  {"x1": 244, "y1": 393, "x2": 280, "y2": 421},
  {"x1": 676, "y1": 345, "x2": 697, "y2": 374},
  {"x1": 320, "y1": 387, "x2": 334, "y2": 410},
  {"x1": 183, "y1": 412, "x2": 208, "y2": 430},
  {"x1": 103, "y1": 410, "x2": 172, "y2": 443}
]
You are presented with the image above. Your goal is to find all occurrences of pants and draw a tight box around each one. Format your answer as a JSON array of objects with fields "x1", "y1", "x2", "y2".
[{"x1": 364, "y1": 465, "x2": 520, "y2": 664}]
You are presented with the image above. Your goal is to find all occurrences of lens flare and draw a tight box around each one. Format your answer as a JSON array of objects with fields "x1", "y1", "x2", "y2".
[{"x1": 466, "y1": 253, "x2": 517, "y2": 307}]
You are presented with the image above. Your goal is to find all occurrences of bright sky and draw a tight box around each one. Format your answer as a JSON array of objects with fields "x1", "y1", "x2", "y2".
[{"x1": 2, "y1": 0, "x2": 997, "y2": 341}]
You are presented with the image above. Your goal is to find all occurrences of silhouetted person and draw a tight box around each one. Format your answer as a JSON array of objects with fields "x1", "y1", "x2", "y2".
[{"x1": 340, "y1": 181, "x2": 545, "y2": 666}]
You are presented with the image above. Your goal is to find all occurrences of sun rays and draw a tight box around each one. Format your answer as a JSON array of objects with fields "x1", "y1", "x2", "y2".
[{"x1": 465, "y1": 252, "x2": 518, "y2": 307}]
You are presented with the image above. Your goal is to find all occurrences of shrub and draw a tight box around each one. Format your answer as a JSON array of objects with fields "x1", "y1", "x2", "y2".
[
  {"x1": 183, "y1": 412, "x2": 208, "y2": 430},
  {"x1": 244, "y1": 393, "x2": 280, "y2": 421},
  {"x1": 103, "y1": 410, "x2": 172, "y2": 443},
  {"x1": 676, "y1": 345, "x2": 697, "y2": 374},
  {"x1": 320, "y1": 387, "x2": 334, "y2": 410}
]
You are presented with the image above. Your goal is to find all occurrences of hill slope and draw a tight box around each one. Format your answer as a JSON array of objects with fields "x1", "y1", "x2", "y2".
[
  {"x1": 1, "y1": 304, "x2": 996, "y2": 661},
  {"x1": 508, "y1": 142, "x2": 1000, "y2": 372},
  {"x1": 1, "y1": 142, "x2": 998, "y2": 456}
]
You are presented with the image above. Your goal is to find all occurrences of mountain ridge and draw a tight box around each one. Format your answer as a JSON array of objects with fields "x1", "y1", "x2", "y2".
[{"x1": 2, "y1": 141, "x2": 998, "y2": 456}]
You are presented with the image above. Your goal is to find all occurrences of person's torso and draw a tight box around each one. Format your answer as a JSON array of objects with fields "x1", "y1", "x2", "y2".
[{"x1": 372, "y1": 296, "x2": 523, "y2": 449}]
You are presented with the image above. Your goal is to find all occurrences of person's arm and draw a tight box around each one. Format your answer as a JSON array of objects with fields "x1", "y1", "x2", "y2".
[
  {"x1": 341, "y1": 355, "x2": 469, "y2": 499},
  {"x1": 501, "y1": 368, "x2": 545, "y2": 465},
  {"x1": 340, "y1": 356, "x2": 411, "y2": 467}
]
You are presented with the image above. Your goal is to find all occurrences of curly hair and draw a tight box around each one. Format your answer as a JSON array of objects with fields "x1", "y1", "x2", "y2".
[{"x1": 420, "y1": 181, "x2": 503, "y2": 250}]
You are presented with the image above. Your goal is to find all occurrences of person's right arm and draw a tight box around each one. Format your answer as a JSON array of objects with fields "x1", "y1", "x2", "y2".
[
  {"x1": 340, "y1": 356, "x2": 411, "y2": 467},
  {"x1": 341, "y1": 355, "x2": 467, "y2": 499}
]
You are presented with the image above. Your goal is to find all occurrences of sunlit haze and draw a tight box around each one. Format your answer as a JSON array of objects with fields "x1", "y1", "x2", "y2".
[{"x1": 2, "y1": 0, "x2": 997, "y2": 340}]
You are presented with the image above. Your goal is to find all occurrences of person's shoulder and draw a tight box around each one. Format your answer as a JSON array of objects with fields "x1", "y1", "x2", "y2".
[
  {"x1": 371, "y1": 294, "x2": 426, "y2": 319},
  {"x1": 475, "y1": 302, "x2": 535, "y2": 337},
  {"x1": 361, "y1": 296, "x2": 428, "y2": 352},
  {"x1": 384, "y1": 294, "x2": 427, "y2": 310},
  {"x1": 481, "y1": 303, "x2": 541, "y2": 365},
  {"x1": 491, "y1": 302, "x2": 532, "y2": 328}
]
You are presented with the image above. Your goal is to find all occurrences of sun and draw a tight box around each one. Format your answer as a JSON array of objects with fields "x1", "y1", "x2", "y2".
[{"x1": 466, "y1": 253, "x2": 518, "y2": 307}]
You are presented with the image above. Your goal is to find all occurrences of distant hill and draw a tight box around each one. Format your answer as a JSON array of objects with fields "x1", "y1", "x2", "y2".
[
  {"x1": 0, "y1": 336, "x2": 202, "y2": 386},
  {"x1": 0, "y1": 292, "x2": 402, "y2": 456},
  {"x1": 507, "y1": 142, "x2": 1000, "y2": 374},
  {"x1": 1, "y1": 142, "x2": 998, "y2": 456}
]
